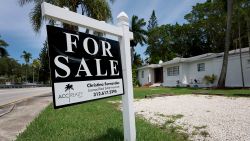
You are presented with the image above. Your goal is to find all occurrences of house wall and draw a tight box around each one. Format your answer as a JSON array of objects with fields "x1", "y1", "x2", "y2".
[
  {"x1": 138, "y1": 68, "x2": 154, "y2": 85},
  {"x1": 162, "y1": 52, "x2": 250, "y2": 87},
  {"x1": 187, "y1": 58, "x2": 221, "y2": 87},
  {"x1": 225, "y1": 53, "x2": 250, "y2": 87},
  {"x1": 162, "y1": 64, "x2": 182, "y2": 87},
  {"x1": 181, "y1": 63, "x2": 189, "y2": 85},
  {"x1": 149, "y1": 69, "x2": 155, "y2": 83}
]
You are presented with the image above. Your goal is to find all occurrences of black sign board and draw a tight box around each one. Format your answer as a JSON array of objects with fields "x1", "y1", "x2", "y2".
[{"x1": 46, "y1": 25, "x2": 124, "y2": 109}]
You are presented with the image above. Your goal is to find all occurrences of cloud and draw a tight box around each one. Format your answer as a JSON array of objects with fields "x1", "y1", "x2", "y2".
[{"x1": 0, "y1": 0, "x2": 46, "y2": 49}]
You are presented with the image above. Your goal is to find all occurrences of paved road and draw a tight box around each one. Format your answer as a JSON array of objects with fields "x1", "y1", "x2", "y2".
[{"x1": 0, "y1": 87, "x2": 52, "y2": 106}]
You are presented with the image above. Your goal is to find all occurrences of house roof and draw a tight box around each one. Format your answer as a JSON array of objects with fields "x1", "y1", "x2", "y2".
[
  {"x1": 161, "y1": 47, "x2": 249, "y2": 66},
  {"x1": 138, "y1": 47, "x2": 249, "y2": 69},
  {"x1": 137, "y1": 64, "x2": 162, "y2": 70}
]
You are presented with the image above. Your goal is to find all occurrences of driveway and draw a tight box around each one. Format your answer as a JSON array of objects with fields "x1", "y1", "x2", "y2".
[
  {"x1": 0, "y1": 87, "x2": 52, "y2": 106},
  {"x1": 134, "y1": 95, "x2": 250, "y2": 141}
]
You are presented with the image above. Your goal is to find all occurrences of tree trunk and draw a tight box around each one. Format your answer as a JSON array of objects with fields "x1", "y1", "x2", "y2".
[
  {"x1": 247, "y1": 18, "x2": 250, "y2": 50},
  {"x1": 131, "y1": 46, "x2": 135, "y2": 66},
  {"x1": 217, "y1": 0, "x2": 233, "y2": 88},
  {"x1": 37, "y1": 68, "x2": 40, "y2": 83},
  {"x1": 238, "y1": 18, "x2": 245, "y2": 87},
  {"x1": 239, "y1": 42, "x2": 245, "y2": 87},
  {"x1": 32, "y1": 68, "x2": 34, "y2": 83},
  {"x1": 25, "y1": 64, "x2": 28, "y2": 83}
]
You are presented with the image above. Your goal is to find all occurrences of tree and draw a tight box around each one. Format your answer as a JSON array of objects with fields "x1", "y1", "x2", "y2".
[
  {"x1": 21, "y1": 51, "x2": 32, "y2": 83},
  {"x1": 237, "y1": 0, "x2": 250, "y2": 50},
  {"x1": 32, "y1": 59, "x2": 41, "y2": 83},
  {"x1": 19, "y1": 0, "x2": 114, "y2": 32},
  {"x1": 0, "y1": 35, "x2": 9, "y2": 57},
  {"x1": 234, "y1": 0, "x2": 250, "y2": 87},
  {"x1": 218, "y1": 0, "x2": 234, "y2": 87},
  {"x1": 39, "y1": 41, "x2": 50, "y2": 84},
  {"x1": 0, "y1": 57, "x2": 21, "y2": 83},
  {"x1": 19, "y1": 0, "x2": 115, "y2": 83},
  {"x1": 145, "y1": 25, "x2": 175, "y2": 64},
  {"x1": 133, "y1": 52, "x2": 143, "y2": 66},
  {"x1": 146, "y1": 11, "x2": 162, "y2": 64},
  {"x1": 147, "y1": 10, "x2": 158, "y2": 31},
  {"x1": 130, "y1": 15, "x2": 147, "y2": 64},
  {"x1": 184, "y1": 0, "x2": 227, "y2": 54}
]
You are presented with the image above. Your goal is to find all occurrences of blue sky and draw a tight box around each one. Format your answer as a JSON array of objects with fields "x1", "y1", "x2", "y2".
[{"x1": 0, "y1": 0, "x2": 206, "y2": 64}]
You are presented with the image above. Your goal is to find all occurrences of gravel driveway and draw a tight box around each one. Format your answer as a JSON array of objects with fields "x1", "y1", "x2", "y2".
[{"x1": 134, "y1": 95, "x2": 250, "y2": 141}]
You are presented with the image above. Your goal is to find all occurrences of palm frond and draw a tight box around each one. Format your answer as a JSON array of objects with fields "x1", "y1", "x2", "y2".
[
  {"x1": 81, "y1": 0, "x2": 112, "y2": 22},
  {"x1": 18, "y1": 0, "x2": 35, "y2": 6},
  {"x1": 0, "y1": 38, "x2": 9, "y2": 47},
  {"x1": 0, "y1": 47, "x2": 9, "y2": 57},
  {"x1": 29, "y1": 1, "x2": 43, "y2": 33}
]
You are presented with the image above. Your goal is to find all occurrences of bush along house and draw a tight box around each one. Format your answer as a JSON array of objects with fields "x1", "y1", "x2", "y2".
[{"x1": 138, "y1": 47, "x2": 250, "y2": 87}]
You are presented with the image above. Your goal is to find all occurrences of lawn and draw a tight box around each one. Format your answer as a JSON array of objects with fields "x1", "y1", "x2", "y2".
[
  {"x1": 16, "y1": 87, "x2": 250, "y2": 141},
  {"x1": 134, "y1": 87, "x2": 250, "y2": 98}
]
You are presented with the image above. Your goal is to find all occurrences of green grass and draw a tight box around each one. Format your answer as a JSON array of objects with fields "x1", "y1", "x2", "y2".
[
  {"x1": 16, "y1": 99, "x2": 187, "y2": 141},
  {"x1": 16, "y1": 87, "x2": 250, "y2": 140},
  {"x1": 134, "y1": 87, "x2": 250, "y2": 98}
]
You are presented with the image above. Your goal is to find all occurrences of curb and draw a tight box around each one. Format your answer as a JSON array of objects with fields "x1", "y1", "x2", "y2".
[{"x1": 0, "y1": 104, "x2": 15, "y2": 117}]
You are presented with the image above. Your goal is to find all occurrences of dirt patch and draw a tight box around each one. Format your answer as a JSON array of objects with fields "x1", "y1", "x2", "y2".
[{"x1": 145, "y1": 94, "x2": 175, "y2": 98}]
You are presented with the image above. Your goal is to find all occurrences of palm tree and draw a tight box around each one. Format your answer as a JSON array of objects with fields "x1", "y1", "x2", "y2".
[
  {"x1": 130, "y1": 15, "x2": 147, "y2": 64},
  {"x1": 217, "y1": 0, "x2": 234, "y2": 88},
  {"x1": 19, "y1": 0, "x2": 114, "y2": 32},
  {"x1": 32, "y1": 59, "x2": 41, "y2": 83},
  {"x1": 235, "y1": 1, "x2": 246, "y2": 87},
  {"x1": 133, "y1": 52, "x2": 143, "y2": 66},
  {"x1": 0, "y1": 35, "x2": 9, "y2": 57},
  {"x1": 21, "y1": 51, "x2": 32, "y2": 83}
]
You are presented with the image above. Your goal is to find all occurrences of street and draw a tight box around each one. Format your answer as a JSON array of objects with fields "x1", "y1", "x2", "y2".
[{"x1": 0, "y1": 87, "x2": 52, "y2": 106}]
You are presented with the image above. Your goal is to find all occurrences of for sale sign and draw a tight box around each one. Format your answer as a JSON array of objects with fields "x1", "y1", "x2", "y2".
[{"x1": 46, "y1": 25, "x2": 124, "y2": 108}]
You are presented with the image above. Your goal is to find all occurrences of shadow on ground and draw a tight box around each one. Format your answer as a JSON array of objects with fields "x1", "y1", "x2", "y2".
[{"x1": 88, "y1": 128, "x2": 123, "y2": 141}]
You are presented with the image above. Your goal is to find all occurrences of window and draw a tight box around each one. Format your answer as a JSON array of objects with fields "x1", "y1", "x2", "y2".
[
  {"x1": 141, "y1": 71, "x2": 144, "y2": 78},
  {"x1": 167, "y1": 66, "x2": 179, "y2": 76},
  {"x1": 197, "y1": 63, "x2": 205, "y2": 72},
  {"x1": 247, "y1": 59, "x2": 250, "y2": 65}
]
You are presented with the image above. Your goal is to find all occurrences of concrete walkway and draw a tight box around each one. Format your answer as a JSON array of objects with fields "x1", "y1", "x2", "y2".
[{"x1": 0, "y1": 95, "x2": 52, "y2": 141}]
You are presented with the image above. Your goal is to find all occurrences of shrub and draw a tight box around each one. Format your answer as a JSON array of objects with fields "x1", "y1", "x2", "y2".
[{"x1": 203, "y1": 74, "x2": 217, "y2": 85}]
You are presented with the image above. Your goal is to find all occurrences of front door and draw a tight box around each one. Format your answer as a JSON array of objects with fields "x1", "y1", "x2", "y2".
[{"x1": 154, "y1": 67, "x2": 163, "y2": 83}]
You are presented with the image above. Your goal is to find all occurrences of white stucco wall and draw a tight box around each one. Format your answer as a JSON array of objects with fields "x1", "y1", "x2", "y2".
[
  {"x1": 149, "y1": 69, "x2": 155, "y2": 83},
  {"x1": 138, "y1": 51, "x2": 250, "y2": 87},
  {"x1": 138, "y1": 68, "x2": 155, "y2": 86},
  {"x1": 186, "y1": 58, "x2": 221, "y2": 87},
  {"x1": 225, "y1": 53, "x2": 250, "y2": 87},
  {"x1": 162, "y1": 52, "x2": 250, "y2": 87},
  {"x1": 162, "y1": 64, "x2": 182, "y2": 87}
]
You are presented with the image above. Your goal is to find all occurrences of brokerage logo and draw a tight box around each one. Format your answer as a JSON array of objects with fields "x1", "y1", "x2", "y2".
[
  {"x1": 58, "y1": 83, "x2": 83, "y2": 103},
  {"x1": 65, "y1": 83, "x2": 74, "y2": 92}
]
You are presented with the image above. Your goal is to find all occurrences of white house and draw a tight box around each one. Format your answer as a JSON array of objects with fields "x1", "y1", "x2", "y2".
[{"x1": 137, "y1": 47, "x2": 250, "y2": 87}]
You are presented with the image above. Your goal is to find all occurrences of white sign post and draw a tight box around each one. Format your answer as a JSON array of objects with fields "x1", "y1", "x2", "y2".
[
  {"x1": 117, "y1": 12, "x2": 136, "y2": 141},
  {"x1": 41, "y1": 2, "x2": 136, "y2": 141}
]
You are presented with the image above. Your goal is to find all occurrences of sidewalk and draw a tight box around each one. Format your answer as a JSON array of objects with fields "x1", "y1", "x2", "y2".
[{"x1": 0, "y1": 95, "x2": 52, "y2": 141}]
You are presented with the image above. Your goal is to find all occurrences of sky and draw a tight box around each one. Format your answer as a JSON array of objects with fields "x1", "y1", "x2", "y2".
[{"x1": 0, "y1": 0, "x2": 206, "y2": 64}]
